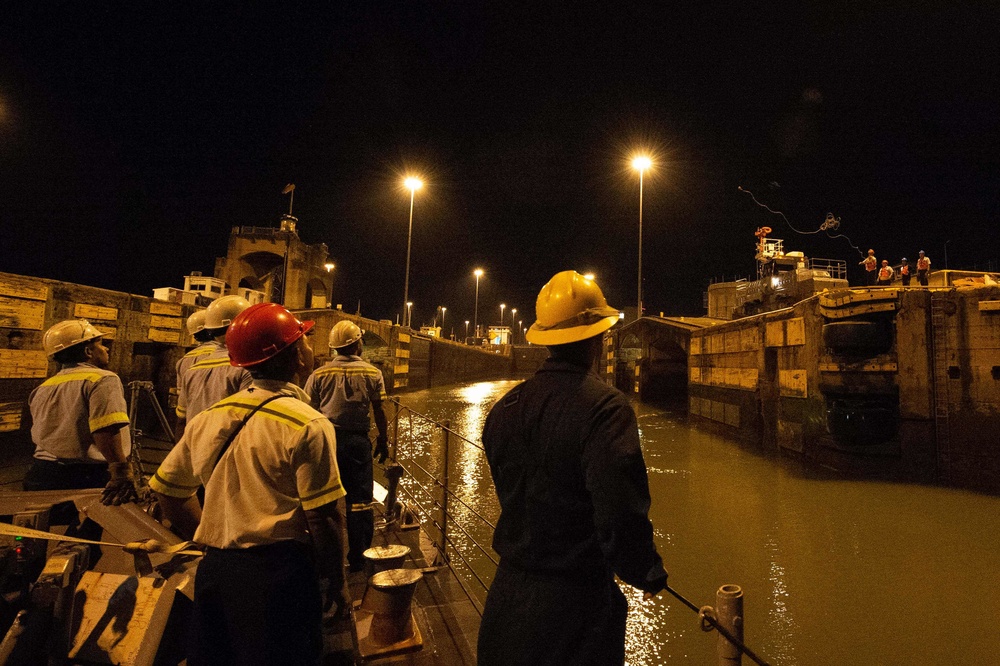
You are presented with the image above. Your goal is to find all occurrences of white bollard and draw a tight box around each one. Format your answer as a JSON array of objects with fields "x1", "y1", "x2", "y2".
[{"x1": 717, "y1": 584, "x2": 744, "y2": 665}]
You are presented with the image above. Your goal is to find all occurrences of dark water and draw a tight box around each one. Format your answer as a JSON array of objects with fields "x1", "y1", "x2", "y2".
[{"x1": 395, "y1": 380, "x2": 1000, "y2": 665}]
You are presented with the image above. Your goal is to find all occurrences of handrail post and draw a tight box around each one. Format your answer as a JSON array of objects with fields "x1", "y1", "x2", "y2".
[
  {"x1": 717, "y1": 584, "x2": 744, "y2": 665},
  {"x1": 440, "y1": 420, "x2": 450, "y2": 563}
]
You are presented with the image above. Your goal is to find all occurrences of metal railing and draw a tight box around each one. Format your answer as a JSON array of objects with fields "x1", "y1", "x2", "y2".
[{"x1": 383, "y1": 398, "x2": 499, "y2": 615}]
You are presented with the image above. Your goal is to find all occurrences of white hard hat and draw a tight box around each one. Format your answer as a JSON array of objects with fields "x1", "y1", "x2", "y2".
[
  {"x1": 186, "y1": 310, "x2": 207, "y2": 335},
  {"x1": 205, "y1": 295, "x2": 252, "y2": 330},
  {"x1": 329, "y1": 320, "x2": 363, "y2": 349},
  {"x1": 43, "y1": 319, "x2": 103, "y2": 357}
]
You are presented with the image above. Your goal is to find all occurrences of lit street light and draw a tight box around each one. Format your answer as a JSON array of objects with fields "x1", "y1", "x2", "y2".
[
  {"x1": 465, "y1": 320, "x2": 470, "y2": 341},
  {"x1": 402, "y1": 176, "x2": 423, "y2": 327},
  {"x1": 440, "y1": 306, "x2": 446, "y2": 335},
  {"x1": 406, "y1": 302, "x2": 413, "y2": 329},
  {"x1": 511, "y1": 308, "x2": 517, "y2": 343},
  {"x1": 499, "y1": 303, "x2": 506, "y2": 331},
  {"x1": 473, "y1": 268, "x2": 484, "y2": 338},
  {"x1": 517, "y1": 319, "x2": 523, "y2": 345},
  {"x1": 632, "y1": 155, "x2": 651, "y2": 320}
]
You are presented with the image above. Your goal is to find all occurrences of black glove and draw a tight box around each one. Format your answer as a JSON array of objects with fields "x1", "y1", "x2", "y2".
[
  {"x1": 101, "y1": 462, "x2": 140, "y2": 506},
  {"x1": 374, "y1": 437, "x2": 389, "y2": 464}
]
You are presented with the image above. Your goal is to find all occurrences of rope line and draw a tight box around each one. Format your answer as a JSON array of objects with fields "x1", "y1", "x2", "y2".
[{"x1": 738, "y1": 185, "x2": 863, "y2": 256}]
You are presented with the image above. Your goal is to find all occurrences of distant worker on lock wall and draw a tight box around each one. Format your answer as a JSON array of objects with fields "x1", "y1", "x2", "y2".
[
  {"x1": 26, "y1": 320, "x2": 139, "y2": 505},
  {"x1": 917, "y1": 250, "x2": 931, "y2": 285},
  {"x1": 900, "y1": 258, "x2": 912, "y2": 286},
  {"x1": 175, "y1": 295, "x2": 253, "y2": 438},
  {"x1": 304, "y1": 320, "x2": 389, "y2": 572},
  {"x1": 877, "y1": 260, "x2": 894, "y2": 285},
  {"x1": 478, "y1": 270, "x2": 667, "y2": 666},
  {"x1": 860, "y1": 249, "x2": 878, "y2": 286}
]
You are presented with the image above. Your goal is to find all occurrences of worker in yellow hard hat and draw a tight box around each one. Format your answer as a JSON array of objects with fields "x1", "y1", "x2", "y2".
[{"x1": 477, "y1": 270, "x2": 667, "y2": 665}]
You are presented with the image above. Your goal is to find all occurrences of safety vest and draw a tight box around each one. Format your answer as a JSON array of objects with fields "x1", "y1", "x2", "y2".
[
  {"x1": 879, "y1": 266, "x2": 893, "y2": 281},
  {"x1": 917, "y1": 257, "x2": 930, "y2": 270}
]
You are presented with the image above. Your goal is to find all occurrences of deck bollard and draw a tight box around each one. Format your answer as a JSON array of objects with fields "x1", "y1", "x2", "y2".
[{"x1": 717, "y1": 584, "x2": 744, "y2": 665}]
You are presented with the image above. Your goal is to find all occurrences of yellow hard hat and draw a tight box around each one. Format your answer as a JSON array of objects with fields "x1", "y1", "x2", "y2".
[
  {"x1": 329, "y1": 320, "x2": 363, "y2": 349},
  {"x1": 43, "y1": 319, "x2": 103, "y2": 357},
  {"x1": 525, "y1": 271, "x2": 621, "y2": 345}
]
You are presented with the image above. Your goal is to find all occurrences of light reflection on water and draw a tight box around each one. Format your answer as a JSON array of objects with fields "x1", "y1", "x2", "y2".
[{"x1": 396, "y1": 381, "x2": 1000, "y2": 665}]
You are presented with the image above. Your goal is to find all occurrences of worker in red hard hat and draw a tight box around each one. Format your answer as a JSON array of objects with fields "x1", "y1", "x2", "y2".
[
  {"x1": 478, "y1": 271, "x2": 667, "y2": 666},
  {"x1": 151, "y1": 303, "x2": 347, "y2": 665}
]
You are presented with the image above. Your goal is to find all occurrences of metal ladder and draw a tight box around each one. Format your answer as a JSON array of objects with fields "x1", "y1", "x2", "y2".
[{"x1": 930, "y1": 295, "x2": 950, "y2": 480}]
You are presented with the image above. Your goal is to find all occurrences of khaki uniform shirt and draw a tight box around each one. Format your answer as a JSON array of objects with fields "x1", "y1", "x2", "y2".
[
  {"x1": 151, "y1": 380, "x2": 345, "y2": 549},
  {"x1": 175, "y1": 340, "x2": 219, "y2": 392},
  {"x1": 176, "y1": 344, "x2": 252, "y2": 421},
  {"x1": 304, "y1": 355, "x2": 387, "y2": 432},
  {"x1": 29, "y1": 362, "x2": 131, "y2": 462}
]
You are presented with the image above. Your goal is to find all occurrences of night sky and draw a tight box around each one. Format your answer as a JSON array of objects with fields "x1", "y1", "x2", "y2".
[{"x1": 2, "y1": 4, "x2": 998, "y2": 331}]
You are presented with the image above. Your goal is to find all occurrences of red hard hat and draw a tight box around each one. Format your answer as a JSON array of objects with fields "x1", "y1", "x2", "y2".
[{"x1": 227, "y1": 303, "x2": 315, "y2": 367}]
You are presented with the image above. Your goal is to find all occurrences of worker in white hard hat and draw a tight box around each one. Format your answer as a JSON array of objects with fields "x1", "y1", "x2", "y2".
[
  {"x1": 174, "y1": 310, "x2": 215, "y2": 413},
  {"x1": 175, "y1": 295, "x2": 253, "y2": 438},
  {"x1": 304, "y1": 319, "x2": 388, "y2": 571},
  {"x1": 477, "y1": 271, "x2": 667, "y2": 666},
  {"x1": 26, "y1": 320, "x2": 139, "y2": 505}
]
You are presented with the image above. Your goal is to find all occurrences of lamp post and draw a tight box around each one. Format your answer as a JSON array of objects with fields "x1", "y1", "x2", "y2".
[
  {"x1": 517, "y1": 319, "x2": 522, "y2": 345},
  {"x1": 631, "y1": 155, "x2": 651, "y2": 320},
  {"x1": 473, "y1": 269, "x2": 484, "y2": 338},
  {"x1": 406, "y1": 302, "x2": 413, "y2": 329},
  {"x1": 499, "y1": 303, "x2": 506, "y2": 335},
  {"x1": 440, "y1": 306, "x2": 446, "y2": 336},
  {"x1": 465, "y1": 320, "x2": 470, "y2": 341},
  {"x1": 402, "y1": 177, "x2": 423, "y2": 327},
  {"x1": 511, "y1": 308, "x2": 517, "y2": 343}
]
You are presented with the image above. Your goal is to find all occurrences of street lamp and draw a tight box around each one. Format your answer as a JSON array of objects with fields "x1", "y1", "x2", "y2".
[
  {"x1": 473, "y1": 268, "x2": 484, "y2": 337},
  {"x1": 632, "y1": 155, "x2": 651, "y2": 320},
  {"x1": 511, "y1": 308, "x2": 517, "y2": 343},
  {"x1": 324, "y1": 262, "x2": 335, "y2": 272},
  {"x1": 517, "y1": 319, "x2": 522, "y2": 345},
  {"x1": 406, "y1": 302, "x2": 413, "y2": 328},
  {"x1": 500, "y1": 303, "x2": 506, "y2": 331},
  {"x1": 440, "y1": 306, "x2": 446, "y2": 335},
  {"x1": 465, "y1": 320, "x2": 470, "y2": 341},
  {"x1": 402, "y1": 176, "x2": 423, "y2": 328}
]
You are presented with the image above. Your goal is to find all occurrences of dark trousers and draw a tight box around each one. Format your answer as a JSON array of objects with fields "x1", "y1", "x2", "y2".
[
  {"x1": 190, "y1": 541, "x2": 322, "y2": 666},
  {"x1": 478, "y1": 564, "x2": 628, "y2": 665},
  {"x1": 902, "y1": 273, "x2": 911, "y2": 285},
  {"x1": 334, "y1": 428, "x2": 374, "y2": 571},
  {"x1": 866, "y1": 270, "x2": 878, "y2": 286},
  {"x1": 23, "y1": 459, "x2": 109, "y2": 491},
  {"x1": 918, "y1": 270, "x2": 929, "y2": 285}
]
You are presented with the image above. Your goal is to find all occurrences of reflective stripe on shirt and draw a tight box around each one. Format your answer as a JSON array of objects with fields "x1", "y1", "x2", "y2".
[
  {"x1": 29, "y1": 363, "x2": 131, "y2": 462},
  {"x1": 151, "y1": 380, "x2": 345, "y2": 548}
]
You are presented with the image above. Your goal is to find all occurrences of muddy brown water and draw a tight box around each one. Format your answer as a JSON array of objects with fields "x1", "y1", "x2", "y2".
[{"x1": 394, "y1": 380, "x2": 1000, "y2": 665}]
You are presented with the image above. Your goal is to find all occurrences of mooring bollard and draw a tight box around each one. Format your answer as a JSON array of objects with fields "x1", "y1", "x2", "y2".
[{"x1": 717, "y1": 584, "x2": 744, "y2": 665}]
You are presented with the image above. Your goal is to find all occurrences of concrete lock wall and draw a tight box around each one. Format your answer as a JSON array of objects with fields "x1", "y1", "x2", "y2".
[{"x1": 0, "y1": 274, "x2": 536, "y2": 455}]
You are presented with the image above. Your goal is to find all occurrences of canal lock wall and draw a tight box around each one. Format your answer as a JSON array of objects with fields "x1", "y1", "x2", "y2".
[
  {"x1": 628, "y1": 285, "x2": 1000, "y2": 493},
  {"x1": 0, "y1": 272, "x2": 540, "y2": 455}
]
